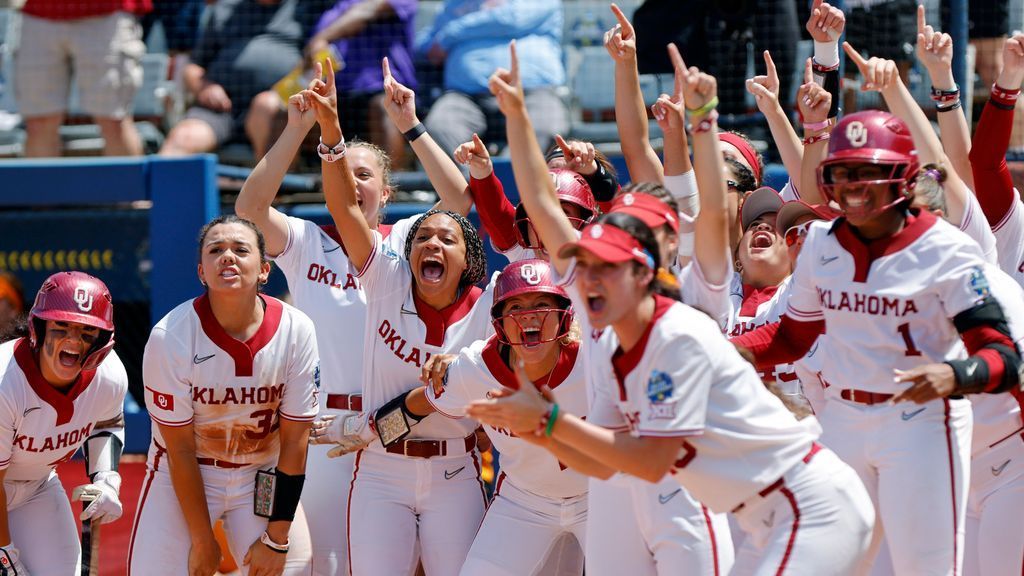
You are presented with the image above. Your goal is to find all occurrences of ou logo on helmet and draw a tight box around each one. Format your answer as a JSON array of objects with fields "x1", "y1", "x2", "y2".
[
  {"x1": 520, "y1": 263, "x2": 541, "y2": 285},
  {"x1": 74, "y1": 286, "x2": 94, "y2": 312},
  {"x1": 846, "y1": 121, "x2": 868, "y2": 148}
]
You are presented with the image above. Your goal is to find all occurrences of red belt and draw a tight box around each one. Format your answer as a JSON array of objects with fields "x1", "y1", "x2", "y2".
[
  {"x1": 840, "y1": 389, "x2": 894, "y2": 405},
  {"x1": 733, "y1": 442, "x2": 822, "y2": 513},
  {"x1": 326, "y1": 393, "x2": 362, "y2": 412},
  {"x1": 385, "y1": 433, "x2": 477, "y2": 459},
  {"x1": 196, "y1": 457, "x2": 247, "y2": 469}
]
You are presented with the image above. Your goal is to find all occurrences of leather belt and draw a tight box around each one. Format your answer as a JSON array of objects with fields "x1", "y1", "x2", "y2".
[
  {"x1": 733, "y1": 442, "x2": 822, "y2": 513},
  {"x1": 196, "y1": 457, "x2": 247, "y2": 469},
  {"x1": 839, "y1": 389, "x2": 894, "y2": 405},
  {"x1": 385, "y1": 433, "x2": 477, "y2": 459},
  {"x1": 326, "y1": 393, "x2": 362, "y2": 412}
]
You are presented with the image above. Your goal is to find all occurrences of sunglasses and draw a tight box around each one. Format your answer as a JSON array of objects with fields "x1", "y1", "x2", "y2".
[{"x1": 784, "y1": 221, "x2": 814, "y2": 247}]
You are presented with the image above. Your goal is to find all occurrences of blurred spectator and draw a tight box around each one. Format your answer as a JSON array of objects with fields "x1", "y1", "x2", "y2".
[
  {"x1": 417, "y1": 0, "x2": 567, "y2": 157},
  {"x1": 15, "y1": 0, "x2": 150, "y2": 157},
  {"x1": 308, "y1": 0, "x2": 417, "y2": 168},
  {"x1": 159, "y1": 0, "x2": 330, "y2": 160},
  {"x1": 140, "y1": 0, "x2": 203, "y2": 55},
  {"x1": 0, "y1": 272, "x2": 24, "y2": 340}
]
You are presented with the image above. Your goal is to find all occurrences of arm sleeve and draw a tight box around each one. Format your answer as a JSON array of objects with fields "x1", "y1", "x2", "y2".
[
  {"x1": 279, "y1": 315, "x2": 320, "y2": 422},
  {"x1": 434, "y1": 1, "x2": 557, "y2": 49},
  {"x1": 142, "y1": 327, "x2": 195, "y2": 427},
  {"x1": 969, "y1": 89, "x2": 1019, "y2": 227},
  {"x1": 636, "y1": 336, "x2": 712, "y2": 437},
  {"x1": 731, "y1": 316, "x2": 824, "y2": 371},
  {"x1": 470, "y1": 173, "x2": 520, "y2": 252}
]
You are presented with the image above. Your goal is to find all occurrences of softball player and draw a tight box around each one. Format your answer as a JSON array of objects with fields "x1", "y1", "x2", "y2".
[
  {"x1": 303, "y1": 62, "x2": 495, "y2": 576},
  {"x1": 129, "y1": 216, "x2": 318, "y2": 576},
  {"x1": 733, "y1": 106, "x2": 1024, "y2": 575},
  {"x1": 0, "y1": 271, "x2": 127, "y2": 575},
  {"x1": 234, "y1": 57, "x2": 473, "y2": 575}
]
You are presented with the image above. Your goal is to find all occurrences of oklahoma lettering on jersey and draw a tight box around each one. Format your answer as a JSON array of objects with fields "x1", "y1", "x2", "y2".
[
  {"x1": 0, "y1": 340, "x2": 127, "y2": 481},
  {"x1": 785, "y1": 211, "x2": 1000, "y2": 395},
  {"x1": 588, "y1": 296, "x2": 819, "y2": 513},
  {"x1": 429, "y1": 337, "x2": 589, "y2": 499},
  {"x1": 142, "y1": 295, "x2": 319, "y2": 466},
  {"x1": 271, "y1": 215, "x2": 417, "y2": 397},
  {"x1": 356, "y1": 230, "x2": 494, "y2": 446}
]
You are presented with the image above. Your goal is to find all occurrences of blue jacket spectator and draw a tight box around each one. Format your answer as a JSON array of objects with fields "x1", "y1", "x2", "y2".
[{"x1": 417, "y1": 0, "x2": 568, "y2": 157}]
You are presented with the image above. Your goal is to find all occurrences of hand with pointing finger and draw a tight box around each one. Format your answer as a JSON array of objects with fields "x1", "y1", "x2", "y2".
[
  {"x1": 302, "y1": 57, "x2": 341, "y2": 136},
  {"x1": 797, "y1": 58, "x2": 832, "y2": 125},
  {"x1": 489, "y1": 41, "x2": 526, "y2": 117},
  {"x1": 553, "y1": 135, "x2": 598, "y2": 176},
  {"x1": 676, "y1": 51, "x2": 717, "y2": 114},
  {"x1": 467, "y1": 359, "x2": 554, "y2": 436},
  {"x1": 382, "y1": 56, "x2": 419, "y2": 133},
  {"x1": 844, "y1": 42, "x2": 901, "y2": 93},
  {"x1": 915, "y1": 4, "x2": 954, "y2": 83},
  {"x1": 652, "y1": 43, "x2": 688, "y2": 133},
  {"x1": 806, "y1": 0, "x2": 845, "y2": 43},
  {"x1": 746, "y1": 50, "x2": 781, "y2": 116},
  {"x1": 891, "y1": 363, "x2": 956, "y2": 404},
  {"x1": 603, "y1": 3, "x2": 636, "y2": 63}
]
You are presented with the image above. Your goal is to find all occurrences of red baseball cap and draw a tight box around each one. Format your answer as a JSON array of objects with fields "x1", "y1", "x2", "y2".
[
  {"x1": 775, "y1": 201, "x2": 841, "y2": 234},
  {"x1": 558, "y1": 223, "x2": 656, "y2": 268},
  {"x1": 740, "y1": 187, "x2": 784, "y2": 230},
  {"x1": 610, "y1": 192, "x2": 679, "y2": 233}
]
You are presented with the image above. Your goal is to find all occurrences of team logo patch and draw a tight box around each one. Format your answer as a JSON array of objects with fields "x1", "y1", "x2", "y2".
[
  {"x1": 845, "y1": 121, "x2": 868, "y2": 148},
  {"x1": 382, "y1": 244, "x2": 400, "y2": 260},
  {"x1": 146, "y1": 386, "x2": 175, "y2": 411},
  {"x1": 589, "y1": 224, "x2": 604, "y2": 239},
  {"x1": 520, "y1": 263, "x2": 541, "y2": 285},
  {"x1": 647, "y1": 370, "x2": 676, "y2": 420},
  {"x1": 621, "y1": 193, "x2": 635, "y2": 206},
  {"x1": 74, "y1": 286, "x2": 94, "y2": 312},
  {"x1": 968, "y1": 267, "x2": 990, "y2": 298}
]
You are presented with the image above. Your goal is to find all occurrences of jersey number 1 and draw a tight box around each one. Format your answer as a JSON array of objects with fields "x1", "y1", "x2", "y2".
[{"x1": 897, "y1": 323, "x2": 922, "y2": 357}]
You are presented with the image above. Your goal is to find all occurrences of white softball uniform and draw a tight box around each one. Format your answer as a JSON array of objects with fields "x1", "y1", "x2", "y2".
[
  {"x1": 990, "y1": 191, "x2": 1024, "y2": 288},
  {"x1": 347, "y1": 230, "x2": 494, "y2": 576},
  {"x1": 271, "y1": 214, "x2": 416, "y2": 574},
  {"x1": 0, "y1": 339, "x2": 128, "y2": 575},
  {"x1": 783, "y1": 211, "x2": 1002, "y2": 575},
  {"x1": 569, "y1": 274, "x2": 873, "y2": 574},
  {"x1": 129, "y1": 295, "x2": 319, "y2": 576},
  {"x1": 428, "y1": 336, "x2": 589, "y2": 575}
]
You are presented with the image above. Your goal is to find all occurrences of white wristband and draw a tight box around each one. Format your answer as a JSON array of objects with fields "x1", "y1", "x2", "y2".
[
  {"x1": 663, "y1": 171, "x2": 700, "y2": 218},
  {"x1": 260, "y1": 531, "x2": 290, "y2": 553},
  {"x1": 318, "y1": 137, "x2": 346, "y2": 163},
  {"x1": 813, "y1": 41, "x2": 840, "y2": 70}
]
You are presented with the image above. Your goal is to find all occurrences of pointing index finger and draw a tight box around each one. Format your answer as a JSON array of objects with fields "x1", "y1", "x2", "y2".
[
  {"x1": 382, "y1": 56, "x2": 393, "y2": 81},
  {"x1": 509, "y1": 40, "x2": 519, "y2": 80},
  {"x1": 668, "y1": 43, "x2": 688, "y2": 90},
  {"x1": 804, "y1": 57, "x2": 813, "y2": 84},
  {"x1": 917, "y1": 4, "x2": 926, "y2": 34},
  {"x1": 763, "y1": 50, "x2": 776, "y2": 80},
  {"x1": 843, "y1": 41, "x2": 868, "y2": 70},
  {"x1": 610, "y1": 3, "x2": 633, "y2": 36}
]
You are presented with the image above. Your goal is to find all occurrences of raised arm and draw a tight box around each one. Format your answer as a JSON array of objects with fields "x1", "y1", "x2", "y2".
[
  {"x1": 652, "y1": 44, "x2": 694, "y2": 180},
  {"x1": 305, "y1": 59, "x2": 374, "y2": 270},
  {"x1": 235, "y1": 92, "x2": 318, "y2": 256},
  {"x1": 796, "y1": 58, "x2": 833, "y2": 206},
  {"x1": 605, "y1": 4, "x2": 663, "y2": 184},
  {"x1": 381, "y1": 58, "x2": 472, "y2": 215},
  {"x1": 747, "y1": 50, "x2": 804, "y2": 192},
  {"x1": 845, "y1": 42, "x2": 972, "y2": 225},
  {"x1": 915, "y1": 4, "x2": 974, "y2": 191},
  {"x1": 455, "y1": 134, "x2": 520, "y2": 252},
  {"x1": 490, "y1": 42, "x2": 579, "y2": 276}
]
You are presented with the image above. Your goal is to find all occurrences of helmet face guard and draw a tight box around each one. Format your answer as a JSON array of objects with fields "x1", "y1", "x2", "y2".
[
  {"x1": 491, "y1": 306, "x2": 573, "y2": 347},
  {"x1": 490, "y1": 259, "x2": 574, "y2": 346},
  {"x1": 28, "y1": 271, "x2": 115, "y2": 372}
]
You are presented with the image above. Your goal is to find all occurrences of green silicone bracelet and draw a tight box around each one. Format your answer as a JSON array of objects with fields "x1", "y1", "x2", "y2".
[{"x1": 544, "y1": 403, "x2": 560, "y2": 437}]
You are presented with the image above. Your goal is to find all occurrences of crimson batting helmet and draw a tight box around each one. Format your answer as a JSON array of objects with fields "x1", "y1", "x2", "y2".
[
  {"x1": 515, "y1": 169, "x2": 597, "y2": 250},
  {"x1": 817, "y1": 111, "x2": 920, "y2": 215},
  {"x1": 29, "y1": 271, "x2": 115, "y2": 371},
  {"x1": 491, "y1": 259, "x2": 573, "y2": 346}
]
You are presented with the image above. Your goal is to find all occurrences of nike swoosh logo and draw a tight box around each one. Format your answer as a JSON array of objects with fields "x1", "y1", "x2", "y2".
[
  {"x1": 322, "y1": 244, "x2": 341, "y2": 253},
  {"x1": 763, "y1": 510, "x2": 776, "y2": 528},
  {"x1": 965, "y1": 363, "x2": 978, "y2": 378},
  {"x1": 901, "y1": 407, "x2": 926, "y2": 421},
  {"x1": 444, "y1": 466, "x2": 465, "y2": 480},
  {"x1": 400, "y1": 305, "x2": 418, "y2": 315},
  {"x1": 658, "y1": 488, "x2": 682, "y2": 504},
  {"x1": 193, "y1": 354, "x2": 216, "y2": 364},
  {"x1": 23, "y1": 407, "x2": 40, "y2": 417},
  {"x1": 991, "y1": 459, "x2": 1011, "y2": 476},
  {"x1": 820, "y1": 255, "x2": 839, "y2": 265}
]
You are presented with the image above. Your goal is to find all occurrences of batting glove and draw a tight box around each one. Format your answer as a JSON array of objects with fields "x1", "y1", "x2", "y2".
[
  {"x1": 71, "y1": 471, "x2": 123, "y2": 524},
  {"x1": 0, "y1": 544, "x2": 29, "y2": 575},
  {"x1": 326, "y1": 413, "x2": 376, "y2": 458},
  {"x1": 308, "y1": 411, "x2": 358, "y2": 445}
]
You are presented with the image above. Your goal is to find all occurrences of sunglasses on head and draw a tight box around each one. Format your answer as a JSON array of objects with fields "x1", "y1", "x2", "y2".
[{"x1": 784, "y1": 221, "x2": 814, "y2": 247}]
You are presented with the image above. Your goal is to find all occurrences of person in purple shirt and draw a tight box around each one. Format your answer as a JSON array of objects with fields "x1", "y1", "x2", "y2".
[{"x1": 307, "y1": 0, "x2": 418, "y2": 167}]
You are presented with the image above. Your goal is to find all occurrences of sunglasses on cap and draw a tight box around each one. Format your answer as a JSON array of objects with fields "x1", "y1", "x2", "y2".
[{"x1": 784, "y1": 221, "x2": 814, "y2": 248}]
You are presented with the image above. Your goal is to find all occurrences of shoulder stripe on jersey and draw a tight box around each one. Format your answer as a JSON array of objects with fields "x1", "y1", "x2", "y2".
[
  {"x1": 991, "y1": 195, "x2": 1019, "y2": 233},
  {"x1": 637, "y1": 428, "x2": 705, "y2": 438},
  {"x1": 424, "y1": 389, "x2": 465, "y2": 419},
  {"x1": 354, "y1": 234, "x2": 379, "y2": 279},
  {"x1": 279, "y1": 411, "x2": 317, "y2": 422},
  {"x1": 193, "y1": 294, "x2": 284, "y2": 377},
  {"x1": 787, "y1": 306, "x2": 823, "y2": 320},
  {"x1": 149, "y1": 414, "x2": 194, "y2": 427}
]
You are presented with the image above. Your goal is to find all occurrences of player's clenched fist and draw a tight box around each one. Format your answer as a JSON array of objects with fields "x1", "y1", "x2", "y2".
[
  {"x1": 489, "y1": 41, "x2": 525, "y2": 117},
  {"x1": 454, "y1": 134, "x2": 494, "y2": 180},
  {"x1": 797, "y1": 58, "x2": 832, "y2": 125},
  {"x1": 71, "y1": 471, "x2": 123, "y2": 524},
  {"x1": 420, "y1": 353, "x2": 456, "y2": 399},
  {"x1": 603, "y1": 3, "x2": 636, "y2": 63},
  {"x1": 998, "y1": 33, "x2": 1024, "y2": 89}
]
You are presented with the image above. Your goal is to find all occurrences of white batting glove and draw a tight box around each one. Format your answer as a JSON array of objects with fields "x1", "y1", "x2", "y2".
[
  {"x1": 308, "y1": 411, "x2": 357, "y2": 445},
  {"x1": 71, "y1": 471, "x2": 123, "y2": 524},
  {"x1": 326, "y1": 413, "x2": 376, "y2": 458},
  {"x1": 0, "y1": 544, "x2": 30, "y2": 575}
]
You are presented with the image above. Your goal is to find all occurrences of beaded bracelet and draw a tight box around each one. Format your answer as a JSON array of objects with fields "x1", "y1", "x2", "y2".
[{"x1": 692, "y1": 109, "x2": 719, "y2": 134}]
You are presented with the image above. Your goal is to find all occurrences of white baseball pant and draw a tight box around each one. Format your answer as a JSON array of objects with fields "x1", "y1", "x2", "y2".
[
  {"x1": 127, "y1": 463, "x2": 313, "y2": 575},
  {"x1": 965, "y1": 434, "x2": 1024, "y2": 576},
  {"x1": 5, "y1": 473, "x2": 81, "y2": 574},
  {"x1": 459, "y1": 473, "x2": 587, "y2": 576},
  {"x1": 585, "y1": 474, "x2": 733, "y2": 576},
  {"x1": 346, "y1": 448, "x2": 487, "y2": 576},
  {"x1": 819, "y1": 396, "x2": 972, "y2": 576},
  {"x1": 302, "y1": 443, "x2": 355, "y2": 575}
]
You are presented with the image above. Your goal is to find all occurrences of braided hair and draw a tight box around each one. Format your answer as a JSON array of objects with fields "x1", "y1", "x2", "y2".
[{"x1": 404, "y1": 210, "x2": 488, "y2": 288}]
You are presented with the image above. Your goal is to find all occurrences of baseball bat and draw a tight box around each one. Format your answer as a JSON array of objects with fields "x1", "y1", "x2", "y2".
[{"x1": 79, "y1": 495, "x2": 100, "y2": 576}]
